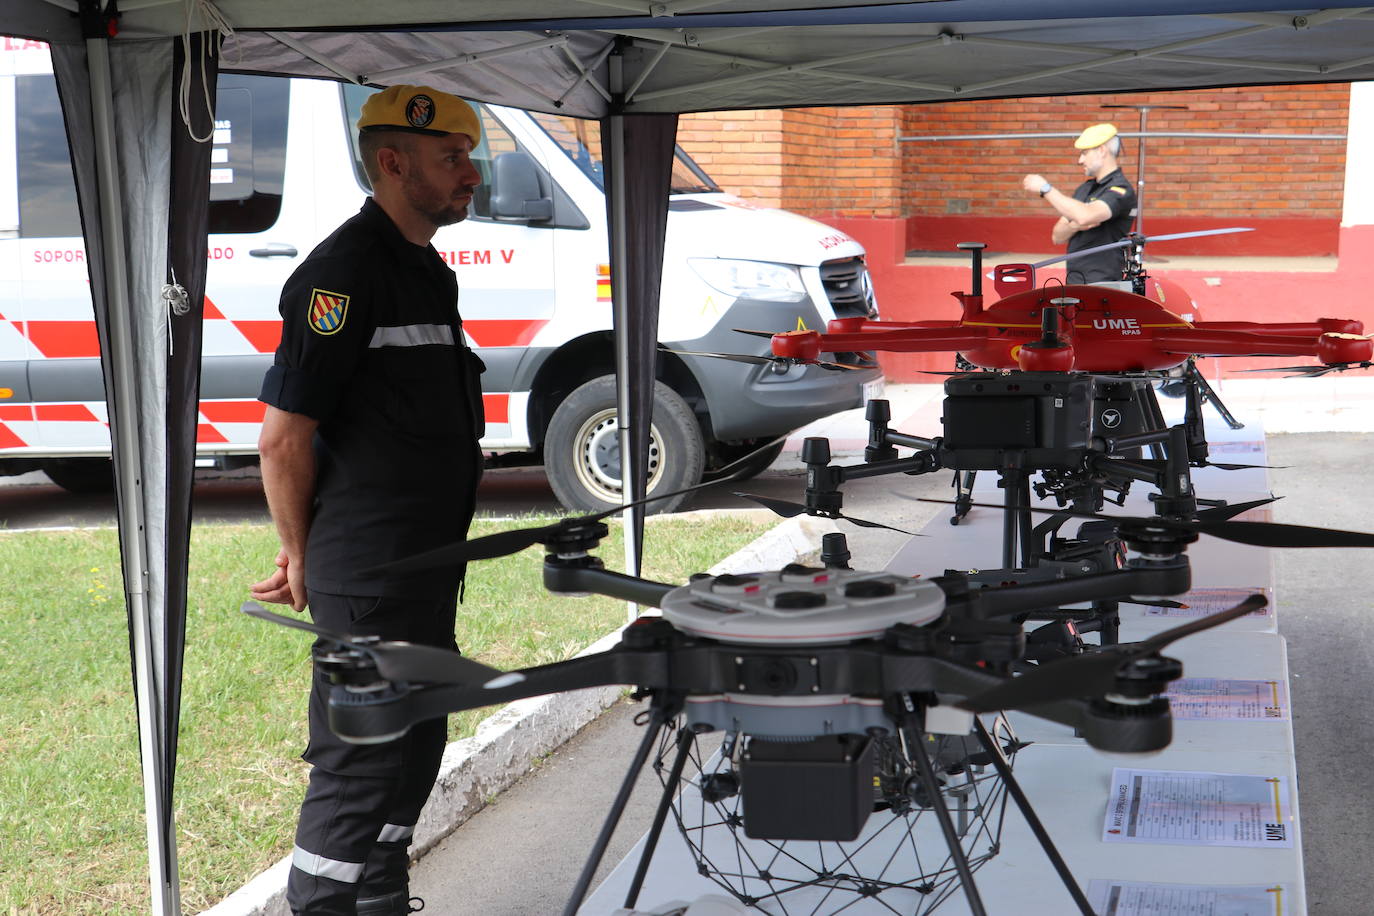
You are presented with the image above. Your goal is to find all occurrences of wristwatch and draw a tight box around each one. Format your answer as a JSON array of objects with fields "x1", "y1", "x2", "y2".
[{"x1": 1039, "y1": 181, "x2": 1053, "y2": 197}]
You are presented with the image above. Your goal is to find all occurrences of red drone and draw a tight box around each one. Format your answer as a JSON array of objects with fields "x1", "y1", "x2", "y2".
[{"x1": 768, "y1": 232, "x2": 1373, "y2": 376}]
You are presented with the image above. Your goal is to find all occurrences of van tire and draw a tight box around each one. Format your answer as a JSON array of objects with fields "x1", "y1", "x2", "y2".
[
  {"x1": 545, "y1": 376, "x2": 705, "y2": 515},
  {"x1": 42, "y1": 458, "x2": 115, "y2": 494}
]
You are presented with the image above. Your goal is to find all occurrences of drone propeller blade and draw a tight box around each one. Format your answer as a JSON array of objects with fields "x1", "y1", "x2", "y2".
[
  {"x1": 368, "y1": 454, "x2": 770, "y2": 576},
  {"x1": 242, "y1": 602, "x2": 510, "y2": 687},
  {"x1": 711, "y1": 434, "x2": 790, "y2": 479},
  {"x1": 1193, "y1": 497, "x2": 1280, "y2": 521},
  {"x1": 913, "y1": 497, "x2": 1374, "y2": 549},
  {"x1": 1122, "y1": 597, "x2": 1189, "y2": 609},
  {"x1": 1206, "y1": 462, "x2": 1284, "y2": 472},
  {"x1": 374, "y1": 524, "x2": 562, "y2": 576},
  {"x1": 1031, "y1": 227, "x2": 1253, "y2": 270},
  {"x1": 731, "y1": 328, "x2": 778, "y2": 339},
  {"x1": 733, "y1": 491, "x2": 918, "y2": 535},
  {"x1": 1139, "y1": 593, "x2": 1269, "y2": 652},
  {"x1": 661, "y1": 345, "x2": 863, "y2": 373},
  {"x1": 1239, "y1": 358, "x2": 1372, "y2": 378},
  {"x1": 243, "y1": 601, "x2": 349, "y2": 641},
  {"x1": 958, "y1": 594, "x2": 1266, "y2": 713},
  {"x1": 659, "y1": 345, "x2": 775, "y2": 366},
  {"x1": 1138, "y1": 227, "x2": 1254, "y2": 244}
]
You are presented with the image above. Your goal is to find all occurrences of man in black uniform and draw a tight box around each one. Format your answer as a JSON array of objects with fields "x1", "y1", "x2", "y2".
[
  {"x1": 1022, "y1": 123, "x2": 1138, "y2": 284},
  {"x1": 250, "y1": 84, "x2": 486, "y2": 916}
]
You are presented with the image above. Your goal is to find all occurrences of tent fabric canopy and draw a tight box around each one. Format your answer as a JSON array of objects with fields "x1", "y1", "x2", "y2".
[
  {"x1": 12, "y1": 3, "x2": 1374, "y2": 116},
  {"x1": 3, "y1": 2, "x2": 1372, "y2": 914}
]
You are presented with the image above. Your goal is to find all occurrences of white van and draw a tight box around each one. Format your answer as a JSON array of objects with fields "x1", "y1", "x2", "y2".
[{"x1": 0, "y1": 38, "x2": 882, "y2": 512}]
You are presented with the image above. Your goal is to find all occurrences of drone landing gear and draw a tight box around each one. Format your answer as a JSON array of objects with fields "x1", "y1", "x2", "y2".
[{"x1": 597, "y1": 708, "x2": 1092, "y2": 916}]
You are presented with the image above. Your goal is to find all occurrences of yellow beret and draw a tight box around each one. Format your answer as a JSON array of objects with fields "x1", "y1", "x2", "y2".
[
  {"x1": 357, "y1": 85, "x2": 482, "y2": 144},
  {"x1": 1073, "y1": 123, "x2": 1118, "y2": 150}
]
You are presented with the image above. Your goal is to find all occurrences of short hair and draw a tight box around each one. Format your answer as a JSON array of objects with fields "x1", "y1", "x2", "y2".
[
  {"x1": 358, "y1": 130, "x2": 418, "y2": 186},
  {"x1": 1106, "y1": 136, "x2": 1122, "y2": 157}
]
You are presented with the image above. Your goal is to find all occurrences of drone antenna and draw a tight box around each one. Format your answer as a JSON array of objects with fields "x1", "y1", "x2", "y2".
[
  {"x1": 957, "y1": 241, "x2": 986, "y2": 297},
  {"x1": 1102, "y1": 102, "x2": 1189, "y2": 237}
]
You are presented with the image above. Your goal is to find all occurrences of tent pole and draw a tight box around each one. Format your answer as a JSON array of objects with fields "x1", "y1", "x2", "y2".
[
  {"x1": 85, "y1": 36, "x2": 181, "y2": 916},
  {"x1": 606, "y1": 51, "x2": 640, "y2": 622}
]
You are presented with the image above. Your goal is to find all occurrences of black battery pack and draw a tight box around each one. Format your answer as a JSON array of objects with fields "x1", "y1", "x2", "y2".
[
  {"x1": 740, "y1": 734, "x2": 875, "y2": 841},
  {"x1": 941, "y1": 373, "x2": 1095, "y2": 469}
]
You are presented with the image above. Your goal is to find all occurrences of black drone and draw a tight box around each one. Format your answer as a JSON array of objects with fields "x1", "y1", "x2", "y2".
[{"x1": 244, "y1": 466, "x2": 1374, "y2": 916}]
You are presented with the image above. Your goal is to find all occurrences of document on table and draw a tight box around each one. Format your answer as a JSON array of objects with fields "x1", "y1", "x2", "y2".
[
  {"x1": 1087, "y1": 879, "x2": 1288, "y2": 915},
  {"x1": 1102, "y1": 768, "x2": 1294, "y2": 848},
  {"x1": 1145, "y1": 586, "x2": 1273, "y2": 618},
  {"x1": 1165, "y1": 678, "x2": 1289, "y2": 720}
]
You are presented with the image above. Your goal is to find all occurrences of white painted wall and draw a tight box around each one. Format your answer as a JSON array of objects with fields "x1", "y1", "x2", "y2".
[{"x1": 1342, "y1": 81, "x2": 1374, "y2": 227}]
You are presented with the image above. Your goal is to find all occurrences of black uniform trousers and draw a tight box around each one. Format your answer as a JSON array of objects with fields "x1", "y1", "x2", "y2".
[{"x1": 287, "y1": 588, "x2": 460, "y2": 915}]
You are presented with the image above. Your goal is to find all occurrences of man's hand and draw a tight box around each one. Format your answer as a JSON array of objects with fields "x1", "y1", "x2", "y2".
[
  {"x1": 250, "y1": 547, "x2": 307, "y2": 612},
  {"x1": 1022, "y1": 174, "x2": 1048, "y2": 194}
]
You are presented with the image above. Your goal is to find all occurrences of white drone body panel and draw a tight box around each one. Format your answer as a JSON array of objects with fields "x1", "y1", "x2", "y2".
[{"x1": 659, "y1": 566, "x2": 947, "y2": 645}]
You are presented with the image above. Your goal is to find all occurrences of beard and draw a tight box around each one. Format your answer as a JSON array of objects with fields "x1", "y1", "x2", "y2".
[{"x1": 402, "y1": 169, "x2": 470, "y2": 228}]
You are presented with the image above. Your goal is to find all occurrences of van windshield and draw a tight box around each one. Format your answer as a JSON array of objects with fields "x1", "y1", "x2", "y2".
[{"x1": 527, "y1": 111, "x2": 719, "y2": 194}]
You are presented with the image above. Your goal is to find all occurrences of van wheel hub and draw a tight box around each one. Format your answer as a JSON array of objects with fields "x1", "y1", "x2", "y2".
[{"x1": 575, "y1": 409, "x2": 663, "y2": 499}]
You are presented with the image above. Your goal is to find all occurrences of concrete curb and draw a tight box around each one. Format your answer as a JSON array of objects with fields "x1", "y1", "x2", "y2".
[{"x1": 200, "y1": 513, "x2": 838, "y2": 916}]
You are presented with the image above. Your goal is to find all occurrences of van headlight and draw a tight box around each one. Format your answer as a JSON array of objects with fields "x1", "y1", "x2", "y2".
[{"x1": 688, "y1": 258, "x2": 807, "y2": 303}]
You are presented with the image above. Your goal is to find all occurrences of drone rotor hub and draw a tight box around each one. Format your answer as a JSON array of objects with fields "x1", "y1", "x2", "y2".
[
  {"x1": 544, "y1": 520, "x2": 611, "y2": 555},
  {"x1": 772, "y1": 328, "x2": 822, "y2": 361}
]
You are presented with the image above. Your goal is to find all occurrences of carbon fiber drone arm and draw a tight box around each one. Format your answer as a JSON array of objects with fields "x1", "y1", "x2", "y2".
[
  {"x1": 933, "y1": 558, "x2": 1190, "y2": 621},
  {"x1": 542, "y1": 559, "x2": 676, "y2": 606},
  {"x1": 902, "y1": 656, "x2": 1171, "y2": 754}
]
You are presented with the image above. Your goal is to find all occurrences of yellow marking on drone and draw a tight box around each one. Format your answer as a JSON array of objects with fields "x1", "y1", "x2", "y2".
[
  {"x1": 1269, "y1": 680, "x2": 1281, "y2": 707},
  {"x1": 1266, "y1": 776, "x2": 1283, "y2": 820},
  {"x1": 701, "y1": 295, "x2": 721, "y2": 317},
  {"x1": 1267, "y1": 887, "x2": 1283, "y2": 915},
  {"x1": 796, "y1": 317, "x2": 810, "y2": 331}
]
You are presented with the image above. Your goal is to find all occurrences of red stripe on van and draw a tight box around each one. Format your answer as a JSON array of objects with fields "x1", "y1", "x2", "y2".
[
  {"x1": 35, "y1": 404, "x2": 100, "y2": 422},
  {"x1": 464, "y1": 319, "x2": 549, "y2": 348},
  {"x1": 0, "y1": 406, "x2": 31, "y2": 420},
  {"x1": 203, "y1": 296, "x2": 225, "y2": 320},
  {"x1": 19, "y1": 321, "x2": 100, "y2": 358},
  {"x1": 197, "y1": 424, "x2": 229, "y2": 443},
  {"x1": 233, "y1": 320, "x2": 285, "y2": 353},
  {"x1": 482, "y1": 394, "x2": 509, "y2": 423},
  {"x1": 200, "y1": 400, "x2": 266, "y2": 423},
  {"x1": 0, "y1": 423, "x2": 25, "y2": 448}
]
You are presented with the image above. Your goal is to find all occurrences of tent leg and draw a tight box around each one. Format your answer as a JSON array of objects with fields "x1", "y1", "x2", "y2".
[{"x1": 86, "y1": 36, "x2": 181, "y2": 916}]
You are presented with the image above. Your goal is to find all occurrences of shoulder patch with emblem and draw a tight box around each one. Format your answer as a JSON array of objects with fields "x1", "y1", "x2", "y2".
[
  {"x1": 1109, "y1": 186, "x2": 1128, "y2": 195},
  {"x1": 308, "y1": 289, "x2": 350, "y2": 335}
]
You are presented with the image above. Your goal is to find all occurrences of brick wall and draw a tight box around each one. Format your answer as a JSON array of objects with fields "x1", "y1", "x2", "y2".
[
  {"x1": 900, "y1": 85, "x2": 1350, "y2": 221},
  {"x1": 677, "y1": 84, "x2": 1351, "y2": 256},
  {"x1": 680, "y1": 106, "x2": 906, "y2": 217}
]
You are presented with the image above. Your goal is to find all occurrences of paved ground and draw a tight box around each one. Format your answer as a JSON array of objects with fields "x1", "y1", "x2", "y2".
[{"x1": 404, "y1": 372, "x2": 1374, "y2": 915}]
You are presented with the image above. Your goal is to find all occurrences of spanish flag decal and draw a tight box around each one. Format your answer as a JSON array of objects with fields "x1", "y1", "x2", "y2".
[{"x1": 309, "y1": 289, "x2": 350, "y2": 336}]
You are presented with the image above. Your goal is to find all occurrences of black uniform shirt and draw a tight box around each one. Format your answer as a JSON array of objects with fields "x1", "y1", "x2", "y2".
[
  {"x1": 1065, "y1": 167, "x2": 1137, "y2": 284},
  {"x1": 260, "y1": 198, "x2": 486, "y2": 598}
]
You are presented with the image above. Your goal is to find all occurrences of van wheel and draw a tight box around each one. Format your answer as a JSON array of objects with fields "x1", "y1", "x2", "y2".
[
  {"x1": 42, "y1": 458, "x2": 114, "y2": 494},
  {"x1": 545, "y1": 376, "x2": 705, "y2": 515}
]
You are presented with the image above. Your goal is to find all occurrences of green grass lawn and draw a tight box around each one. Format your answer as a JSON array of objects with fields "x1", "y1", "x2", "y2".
[{"x1": 0, "y1": 513, "x2": 773, "y2": 914}]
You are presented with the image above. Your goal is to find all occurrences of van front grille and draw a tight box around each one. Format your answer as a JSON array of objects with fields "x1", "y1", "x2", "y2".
[{"x1": 821, "y1": 257, "x2": 877, "y2": 320}]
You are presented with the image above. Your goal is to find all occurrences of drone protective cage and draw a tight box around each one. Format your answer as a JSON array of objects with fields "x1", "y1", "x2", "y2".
[{"x1": 740, "y1": 733, "x2": 876, "y2": 841}]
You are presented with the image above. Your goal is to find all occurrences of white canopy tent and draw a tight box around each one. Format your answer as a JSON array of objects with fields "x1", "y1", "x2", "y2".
[{"x1": 4, "y1": 2, "x2": 1374, "y2": 912}]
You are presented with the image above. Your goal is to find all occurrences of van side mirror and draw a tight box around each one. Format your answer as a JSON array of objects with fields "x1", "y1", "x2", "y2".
[{"x1": 489, "y1": 151, "x2": 554, "y2": 222}]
